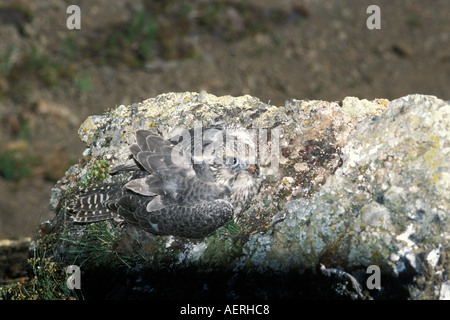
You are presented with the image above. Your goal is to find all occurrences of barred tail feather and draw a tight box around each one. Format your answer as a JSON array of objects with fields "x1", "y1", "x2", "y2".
[{"x1": 70, "y1": 183, "x2": 123, "y2": 223}]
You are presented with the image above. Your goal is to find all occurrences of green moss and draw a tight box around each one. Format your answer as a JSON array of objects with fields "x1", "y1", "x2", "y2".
[
  {"x1": 78, "y1": 159, "x2": 111, "y2": 188},
  {"x1": 221, "y1": 220, "x2": 242, "y2": 236}
]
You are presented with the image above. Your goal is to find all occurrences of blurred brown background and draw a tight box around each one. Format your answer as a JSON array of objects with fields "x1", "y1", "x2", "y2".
[{"x1": 0, "y1": 0, "x2": 449, "y2": 240}]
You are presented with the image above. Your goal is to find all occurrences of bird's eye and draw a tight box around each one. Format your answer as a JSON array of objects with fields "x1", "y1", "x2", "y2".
[{"x1": 227, "y1": 157, "x2": 239, "y2": 169}]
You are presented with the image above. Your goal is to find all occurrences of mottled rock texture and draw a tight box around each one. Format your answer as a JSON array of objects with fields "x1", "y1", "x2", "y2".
[{"x1": 39, "y1": 92, "x2": 449, "y2": 299}]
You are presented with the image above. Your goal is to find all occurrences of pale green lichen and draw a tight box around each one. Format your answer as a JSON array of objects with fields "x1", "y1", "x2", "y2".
[
  {"x1": 238, "y1": 94, "x2": 450, "y2": 278},
  {"x1": 78, "y1": 117, "x2": 97, "y2": 145},
  {"x1": 341, "y1": 96, "x2": 388, "y2": 118}
]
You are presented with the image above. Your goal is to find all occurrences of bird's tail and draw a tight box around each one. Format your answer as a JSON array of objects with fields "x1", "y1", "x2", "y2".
[{"x1": 68, "y1": 183, "x2": 123, "y2": 223}]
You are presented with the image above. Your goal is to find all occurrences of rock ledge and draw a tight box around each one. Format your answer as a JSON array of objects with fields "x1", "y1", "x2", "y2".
[{"x1": 38, "y1": 92, "x2": 449, "y2": 299}]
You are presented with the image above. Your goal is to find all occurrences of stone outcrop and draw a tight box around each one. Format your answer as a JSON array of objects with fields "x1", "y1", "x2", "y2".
[{"x1": 38, "y1": 92, "x2": 449, "y2": 299}]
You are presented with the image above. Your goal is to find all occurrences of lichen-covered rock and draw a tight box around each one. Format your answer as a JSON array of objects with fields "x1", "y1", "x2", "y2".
[
  {"x1": 39, "y1": 92, "x2": 449, "y2": 299},
  {"x1": 238, "y1": 94, "x2": 449, "y2": 299}
]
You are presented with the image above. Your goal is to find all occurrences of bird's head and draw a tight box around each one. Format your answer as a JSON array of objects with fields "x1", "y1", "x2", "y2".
[
  {"x1": 210, "y1": 150, "x2": 260, "y2": 214},
  {"x1": 207, "y1": 126, "x2": 258, "y2": 184},
  {"x1": 181, "y1": 124, "x2": 261, "y2": 212}
]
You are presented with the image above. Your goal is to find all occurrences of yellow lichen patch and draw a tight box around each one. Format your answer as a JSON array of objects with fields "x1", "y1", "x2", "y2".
[
  {"x1": 409, "y1": 114, "x2": 421, "y2": 127},
  {"x1": 431, "y1": 173, "x2": 440, "y2": 183},
  {"x1": 375, "y1": 98, "x2": 390, "y2": 108},
  {"x1": 78, "y1": 116, "x2": 99, "y2": 145},
  {"x1": 422, "y1": 135, "x2": 444, "y2": 186}
]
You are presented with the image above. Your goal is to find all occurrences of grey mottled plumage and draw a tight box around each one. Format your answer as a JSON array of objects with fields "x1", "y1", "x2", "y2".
[{"x1": 69, "y1": 127, "x2": 259, "y2": 238}]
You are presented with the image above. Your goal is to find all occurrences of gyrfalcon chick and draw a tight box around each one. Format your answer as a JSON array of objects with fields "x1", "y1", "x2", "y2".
[{"x1": 69, "y1": 127, "x2": 259, "y2": 238}]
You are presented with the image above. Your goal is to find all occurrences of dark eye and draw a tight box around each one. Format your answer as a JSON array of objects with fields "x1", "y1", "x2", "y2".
[{"x1": 227, "y1": 157, "x2": 239, "y2": 168}]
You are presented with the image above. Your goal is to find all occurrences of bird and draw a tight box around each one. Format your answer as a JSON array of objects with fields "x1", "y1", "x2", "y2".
[{"x1": 68, "y1": 125, "x2": 260, "y2": 238}]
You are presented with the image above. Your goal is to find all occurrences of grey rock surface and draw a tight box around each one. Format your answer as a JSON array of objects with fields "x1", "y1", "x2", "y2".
[{"x1": 40, "y1": 92, "x2": 449, "y2": 299}]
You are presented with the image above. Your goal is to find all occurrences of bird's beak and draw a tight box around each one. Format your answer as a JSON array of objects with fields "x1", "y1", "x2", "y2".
[{"x1": 246, "y1": 164, "x2": 257, "y2": 174}]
